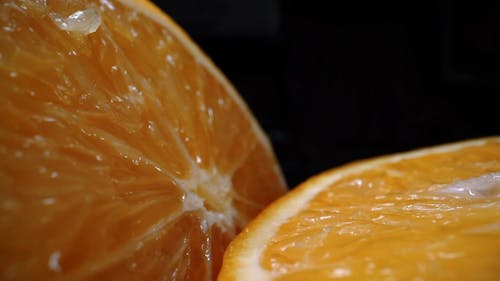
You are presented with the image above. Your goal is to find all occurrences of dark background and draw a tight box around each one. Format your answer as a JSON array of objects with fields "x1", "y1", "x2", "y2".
[{"x1": 153, "y1": 1, "x2": 500, "y2": 188}]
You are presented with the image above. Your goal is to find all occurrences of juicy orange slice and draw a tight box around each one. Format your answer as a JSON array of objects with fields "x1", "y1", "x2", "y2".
[
  {"x1": 219, "y1": 137, "x2": 500, "y2": 281},
  {"x1": 0, "y1": 0, "x2": 287, "y2": 280}
]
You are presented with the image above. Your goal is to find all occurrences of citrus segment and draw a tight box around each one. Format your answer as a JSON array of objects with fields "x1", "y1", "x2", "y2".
[
  {"x1": 219, "y1": 137, "x2": 500, "y2": 281},
  {"x1": 0, "y1": 0, "x2": 287, "y2": 280}
]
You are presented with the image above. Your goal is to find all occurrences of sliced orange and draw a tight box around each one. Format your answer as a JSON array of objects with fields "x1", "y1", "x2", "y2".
[
  {"x1": 0, "y1": 0, "x2": 287, "y2": 280},
  {"x1": 219, "y1": 137, "x2": 500, "y2": 281}
]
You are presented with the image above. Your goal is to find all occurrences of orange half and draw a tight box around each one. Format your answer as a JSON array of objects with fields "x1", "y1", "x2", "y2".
[
  {"x1": 0, "y1": 0, "x2": 287, "y2": 280},
  {"x1": 220, "y1": 137, "x2": 500, "y2": 281}
]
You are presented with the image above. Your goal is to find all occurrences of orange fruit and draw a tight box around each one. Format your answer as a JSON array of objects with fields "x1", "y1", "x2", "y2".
[
  {"x1": 219, "y1": 137, "x2": 500, "y2": 281},
  {"x1": 0, "y1": 0, "x2": 287, "y2": 280}
]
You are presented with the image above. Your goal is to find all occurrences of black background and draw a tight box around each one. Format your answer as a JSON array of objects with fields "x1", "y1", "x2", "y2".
[{"x1": 152, "y1": 1, "x2": 500, "y2": 188}]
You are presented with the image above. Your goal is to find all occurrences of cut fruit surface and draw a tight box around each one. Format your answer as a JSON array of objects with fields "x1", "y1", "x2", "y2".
[
  {"x1": 219, "y1": 137, "x2": 500, "y2": 281},
  {"x1": 0, "y1": 0, "x2": 287, "y2": 280}
]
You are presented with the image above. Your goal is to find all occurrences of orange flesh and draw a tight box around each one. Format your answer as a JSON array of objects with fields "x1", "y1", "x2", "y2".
[
  {"x1": 262, "y1": 141, "x2": 500, "y2": 280},
  {"x1": 0, "y1": 0, "x2": 286, "y2": 280}
]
